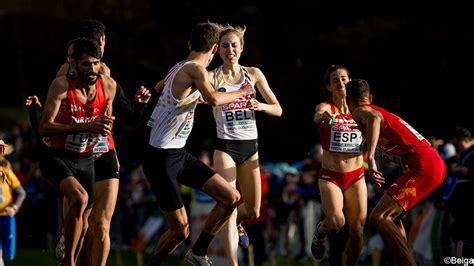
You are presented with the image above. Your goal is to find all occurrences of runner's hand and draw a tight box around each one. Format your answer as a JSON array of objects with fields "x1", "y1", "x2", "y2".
[
  {"x1": 135, "y1": 86, "x2": 152, "y2": 103},
  {"x1": 368, "y1": 158, "x2": 385, "y2": 188},
  {"x1": 25, "y1": 95, "x2": 43, "y2": 108}
]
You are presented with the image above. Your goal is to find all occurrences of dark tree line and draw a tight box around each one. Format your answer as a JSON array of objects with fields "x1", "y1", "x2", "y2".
[{"x1": 1, "y1": 1, "x2": 472, "y2": 163}]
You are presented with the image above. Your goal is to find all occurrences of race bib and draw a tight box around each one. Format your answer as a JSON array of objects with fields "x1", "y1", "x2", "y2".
[
  {"x1": 176, "y1": 112, "x2": 194, "y2": 139},
  {"x1": 329, "y1": 124, "x2": 362, "y2": 153},
  {"x1": 65, "y1": 133, "x2": 89, "y2": 152},
  {"x1": 93, "y1": 135, "x2": 109, "y2": 154},
  {"x1": 221, "y1": 101, "x2": 256, "y2": 133},
  {"x1": 375, "y1": 147, "x2": 404, "y2": 167},
  {"x1": 400, "y1": 119, "x2": 425, "y2": 141}
]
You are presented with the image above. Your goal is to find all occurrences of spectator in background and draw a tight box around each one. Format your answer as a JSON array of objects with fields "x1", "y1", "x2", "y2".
[
  {"x1": 296, "y1": 155, "x2": 321, "y2": 260},
  {"x1": 445, "y1": 126, "x2": 474, "y2": 257},
  {"x1": 0, "y1": 145, "x2": 26, "y2": 266},
  {"x1": 0, "y1": 140, "x2": 8, "y2": 156}
]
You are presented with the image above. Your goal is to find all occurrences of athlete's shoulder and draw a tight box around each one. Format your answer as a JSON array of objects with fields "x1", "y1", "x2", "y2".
[
  {"x1": 101, "y1": 74, "x2": 117, "y2": 87},
  {"x1": 245, "y1": 66, "x2": 262, "y2": 76},
  {"x1": 184, "y1": 60, "x2": 205, "y2": 72},
  {"x1": 100, "y1": 62, "x2": 111, "y2": 76},
  {"x1": 47, "y1": 76, "x2": 69, "y2": 100},
  {"x1": 56, "y1": 63, "x2": 70, "y2": 77},
  {"x1": 50, "y1": 75, "x2": 69, "y2": 90},
  {"x1": 181, "y1": 61, "x2": 208, "y2": 82},
  {"x1": 315, "y1": 101, "x2": 331, "y2": 112},
  {"x1": 100, "y1": 75, "x2": 117, "y2": 100}
]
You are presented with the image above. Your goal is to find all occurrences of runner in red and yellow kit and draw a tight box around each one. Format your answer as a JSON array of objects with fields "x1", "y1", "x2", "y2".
[{"x1": 346, "y1": 79, "x2": 446, "y2": 266}]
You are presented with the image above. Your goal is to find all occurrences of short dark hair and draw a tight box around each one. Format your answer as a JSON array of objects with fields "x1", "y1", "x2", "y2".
[
  {"x1": 454, "y1": 126, "x2": 472, "y2": 141},
  {"x1": 345, "y1": 79, "x2": 371, "y2": 101},
  {"x1": 190, "y1": 22, "x2": 222, "y2": 52},
  {"x1": 70, "y1": 38, "x2": 102, "y2": 61},
  {"x1": 74, "y1": 19, "x2": 106, "y2": 40}
]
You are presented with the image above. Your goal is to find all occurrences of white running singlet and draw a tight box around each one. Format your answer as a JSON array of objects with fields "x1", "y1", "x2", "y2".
[
  {"x1": 211, "y1": 65, "x2": 257, "y2": 140},
  {"x1": 148, "y1": 60, "x2": 201, "y2": 149}
]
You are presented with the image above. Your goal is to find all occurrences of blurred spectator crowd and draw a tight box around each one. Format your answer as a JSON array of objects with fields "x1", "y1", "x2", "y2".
[{"x1": 1, "y1": 121, "x2": 472, "y2": 266}]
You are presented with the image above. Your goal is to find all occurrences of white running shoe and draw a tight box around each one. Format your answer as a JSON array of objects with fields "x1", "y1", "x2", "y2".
[
  {"x1": 184, "y1": 250, "x2": 213, "y2": 265},
  {"x1": 55, "y1": 234, "x2": 65, "y2": 262}
]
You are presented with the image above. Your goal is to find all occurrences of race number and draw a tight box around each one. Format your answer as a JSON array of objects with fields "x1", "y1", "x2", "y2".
[{"x1": 65, "y1": 133, "x2": 89, "y2": 152}]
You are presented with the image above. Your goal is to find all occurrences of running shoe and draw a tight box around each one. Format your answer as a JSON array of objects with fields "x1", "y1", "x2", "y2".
[
  {"x1": 184, "y1": 250, "x2": 213, "y2": 265},
  {"x1": 311, "y1": 222, "x2": 325, "y2": 260},
  {"x1": 55, "y1": 234, "x2": 65, "y2": 262},
  {"x1": 237, "y1": 224, "x2": 250, "y2": 248}
]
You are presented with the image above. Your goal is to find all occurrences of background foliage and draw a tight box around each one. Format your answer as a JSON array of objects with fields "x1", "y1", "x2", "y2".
[{"x1": 1, "y1": 1, "x2": 472, "y2": 164}]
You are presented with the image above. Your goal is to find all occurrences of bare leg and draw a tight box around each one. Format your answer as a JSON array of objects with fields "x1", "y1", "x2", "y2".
[
  {"x1": 60, "y1": 176, "x2": 90, "y2": 266},
  {"x1": 151, "y1": 207, "x2": 190, "y2": 264},
  {"x1": 214, "y1": 150, "x2": 239, "y2": 266},
  {"x1": 236, "y1": 153, "x2": 261, "y2": 225},
  {"x1": 201, "y1": 174, "x2": 240, "y2": 235},
  {"x1": 318, "y1": 179, "x2": 345, "y2": 235},
  {"x1": 78, "y1": 221, "x2": 93, "y2": 266},
  {"x1": 343, "y1": 178, "x2": 367, "y2": 266},
  {"x1": 220, "y1": 209, "x2": 239, "y2": 266},
  {"x1": 92, "y1": 179, "x2": 118, "y2": 266},
  {"x1": 369, "y1": 194, "x2": 416, "y2": 266},
  {"x1": 75, "y1": 208, "x2": 92, "y2": 262},
  {"x1": 80, "y1": 178, "x2": 119, "y2": 266}
]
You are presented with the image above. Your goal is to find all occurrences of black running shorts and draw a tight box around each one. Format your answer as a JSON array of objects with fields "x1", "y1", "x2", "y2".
[
  {"x1": 142, "y1": 146, "x2": 215, "y2": 211},
  {"x1": 39, "y1": 146, "x2": 95, "y2": 208},
  {"x1": 215, "y1": 138, "x2": 258, "y2": 165},
  {"x1": 94, "y1": 149, "x2": 120, "y2": 182}
]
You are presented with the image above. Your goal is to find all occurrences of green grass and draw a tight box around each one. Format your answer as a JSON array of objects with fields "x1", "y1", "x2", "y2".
[
  {"x1": 8, "y1": 248, "x2": 181, "y2": 266},
  {"x1": 8, "y1": 248, "x2": 372, "y2": 266}
]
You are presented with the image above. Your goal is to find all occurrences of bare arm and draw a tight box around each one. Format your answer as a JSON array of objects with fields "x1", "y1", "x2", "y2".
[
  {"x1": 3, "y1": 168, "x2": 26, "y2": 215},
  {"x1": 39, "y1": 77, "x2": 88, "y2": 136},
  {"x1": 358, "y1": 108, "x2": 382, "y2": 162},
  {"x1": 55, "y1": 63, "x2": 70, "y2": 77},
  {"x1": 25, "y1": 95, "x2": 43, "y2": 137},
  {"x1": 313, "y1": 102, "x2": 332, "y2": 124},
  {"x1": 353, "y1": 106, "x2": 385, "y2": 187},
  {"x1": 102, "y1": 75, "x2": 117, "y2": 117},
  {"x1": 247, "y1": 67, "x2": 282, "y2": 117},
  {"x1": 11, "y1": 185, "x2": 26, "y2": 212},
  {"x1": 154, "y1": 79, "x2": 165, "y2": 94},
  {"x1": 187, "y1": 63, "x2": 254, "y2": 106}
]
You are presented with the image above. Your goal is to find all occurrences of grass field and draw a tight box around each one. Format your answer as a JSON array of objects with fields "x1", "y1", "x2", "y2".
[
  {"x1": 8, "y1": 248, "x2": 179, "y2": 266},
  {"x1": 6, "y1": 247, "x2": 363, "y2": 266}
]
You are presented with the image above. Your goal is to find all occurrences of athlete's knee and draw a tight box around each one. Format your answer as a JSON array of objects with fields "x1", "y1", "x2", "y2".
[
  {"x1": 93, "y1": 220, "x2": 111, "y2": 242},
  {"x1": 348, "y1": 224, "x2": 364, "y2": 240},
  {"x1": 222, "y1": 188, "x2": 241, "y2": 209},
  {"x1": 170, "y1": 222, "x2": 190, "y2": 242},
  {"x1": 326, "y1": 214, "x2": 346, "y2": 232},
  {"x1": 245, "y1": 207, "x2": 260, "y2": 220},
  {"x1": 369, "y1": 210, "x2": 387, "y2": 228},
  {"x1": 68, "y1": 190, "x2": 89, "y2": 211}
]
